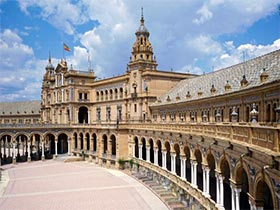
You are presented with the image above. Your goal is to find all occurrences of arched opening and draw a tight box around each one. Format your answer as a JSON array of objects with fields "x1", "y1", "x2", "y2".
[
  {"x1": 266, "y1": 103, "x2": 271, "y2": 122},
  {"x1": 92, "y1": 133, "x2": 97, "y2": 153},
  {"x1": 207, "y1": 153, "x2": 216, "y2": 201},
  {"x1": 220, "y1": 158, "x2": 231, "y2": 210},
  {"x1": 134, "y1": 137, "x2": 139, "y2": 158},
  {"x1": 58, "y1": 133, "x2": 68, "y2": 154},
  {"x1": 195, "y1": 149, "x2": 203, "y2": 191},
  {"x1": 103, "y1": 134, "x2": 107, "y2": 156},
  {"x1": 46, "y1": 134, "x2": 55, "y2": 158},
  {"x1": 256, "y1": 180, "x2": 274, "y2": 210},
  {"x1": 74, "y1": 133, "x2": 78, "y2": 149},
  {"x1": 149, "y1": 139, "x2": 154, "y2": 163},
  {"x1": 114, "y1": 88, "x2": 118, "y2": 99},
  {"x1": 111, "y1": 135, "x2": 116, "y2": 158},
  {"x1": 165, "y1": 142, "x2": 171, "y2": 171},
  {"x1": 78, "y1": 106, "x2": 88, "y2": 124},
  {"x1": 15, "y1": 134, "x2": 28, "y2": 162},
  {"x1": 80, "y1": 133, "x2": 84, "y2": 150},
  {"x1": 141, "y1": 138, "x2": 146, "y2": 160},
  {"x1": 174, "y1": 144, "x2": 181, "y2": 176},
  {"x1": 236, "y1": 167, "x2": 250, "y2": 210},
  {"x1": 184, "y1": 146, "x2": 191, "y2": 182},
  {"x1": 157, "y1": 140, "x2": 162, "y2": 167},
  {"x1": 30, "y1": 134, "x2": 41, "y2": 161},
  {"x1": 86, "y1": 133, "x2": 90, "y2": 151}
]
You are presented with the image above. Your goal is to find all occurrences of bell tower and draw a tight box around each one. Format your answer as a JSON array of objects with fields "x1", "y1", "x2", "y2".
[{"x1": 127, "y1": 8, "x2": 157, "y2": 71}]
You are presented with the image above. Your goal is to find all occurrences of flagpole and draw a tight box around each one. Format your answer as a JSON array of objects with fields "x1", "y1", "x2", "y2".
[{"x1": 62, "y1": 42, "x2": 65, "y2": 60}]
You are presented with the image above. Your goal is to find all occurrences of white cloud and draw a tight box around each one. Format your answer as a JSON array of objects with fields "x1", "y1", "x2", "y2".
[
  {"x1": 18, "y1": 0, "x2": 88, "y2": 35},
  {"x1": 185, "y1": 34, "x2": 223, "y2": 55},
  {"x1": 193, "y1": 4, "x2": 213, "y2": 24},
  {"x1": 2, "y1": 0, "x2": 279, "y2": 101},
  {"x1": 213, "y1": 39, "x2": 280, "y2": 70}
]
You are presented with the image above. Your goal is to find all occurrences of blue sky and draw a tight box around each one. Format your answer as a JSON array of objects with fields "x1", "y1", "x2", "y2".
[{"x1": 0, "y1": 0, "x2": 279, "y2": 102}]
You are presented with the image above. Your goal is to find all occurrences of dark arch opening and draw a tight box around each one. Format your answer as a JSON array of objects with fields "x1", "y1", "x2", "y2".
[
  {"x1": 174, "y1": 144, "x2": 181, "y2": 176},
  {"x1": 195, "y1": 149, "x2": 203, "y2": 191},
  {"x1": 134, "y1": 137, "x2": 139, "y2": 158},
  {"x1": 157, "y1": 141, "x2": 162, "y2": 167},
  {"x1": 207, "y1": 153, "x2": 216, "y2": 202},
  {"x1": 92, "y1": 133, "x2": 97, "y2": 153},
  {"x1": 86, "y1": 133, "x2": 90, "y2": 151},
  {"x1": 58, "y1": 133, "x2": 68, "y2": 154},
  {"x1": 74, "y1": 133, "x2": 78, "y2": 149},
  {"x1": 221, "y1": 158, "x2": 231, "y2": 210},
  {"x1": 149, "y1": 139, "x2": 154, "y2": 163},
  {"x1": 184, "y1": 146, "x2": 191, "y2": 182},
  {"x1": 78, "y1": 106, "x2": 88, "y2": 124},
  {"x1": 111, "y1": 135, "x2": 116, "y2": 157},
  {"x1": 256, "y1": 180, "x2": 273, "y2": 210},
  {"x1": 103, "y1": 134, "x2": 107, "y2": 155},
  {"x1": 165, "y1": 142, "x2": 171, "y2": 171},
  {"x1": 141, "y1": 138, "x2": 146, "y2": 160}
]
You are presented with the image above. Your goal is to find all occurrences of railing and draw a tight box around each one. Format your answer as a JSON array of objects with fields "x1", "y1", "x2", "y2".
[
  {"x1": 136, "y1": 159, "x2": 217, "y2": 210},
  {"x1": 120, "y1": 122, "x2": 280, "y2": 153}
]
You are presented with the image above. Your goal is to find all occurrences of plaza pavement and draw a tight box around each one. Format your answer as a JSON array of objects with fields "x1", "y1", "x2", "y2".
[{"x1": 0, "y1": 160, "x2": 169, "y2": 210}]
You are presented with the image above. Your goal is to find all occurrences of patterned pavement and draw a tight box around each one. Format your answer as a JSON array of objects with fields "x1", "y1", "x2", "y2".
[{"x1": 0, "y1": 160, "x2": 169, "y2": 210}]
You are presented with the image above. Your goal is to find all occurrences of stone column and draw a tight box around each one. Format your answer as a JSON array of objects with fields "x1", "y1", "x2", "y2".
[
  {"x1": 235, "y1": 188, "x2": 241, "y2": 210},
  {"x1": 139, "y1": 145, "x2": 143, "y2": 160},
  {"x1": 88, "y1": 110, "x2": 91, "y2": 124},
  {"x1": 202, "y1": 166, "x2": 206, "y2": 195},
  {"x1": 191, "y1": 160, "x2": 198, "y2": 188},
  {"x1": 154, "y1": 148, "x2": 158, "y2": 166},
  {"x1": 55, "y1": 140, "x2": 58, "y2": 157},
  {"x1": 41, "y1": 141, "x2": 45, "y2": 161},
  {"x1": 180, "y1": 156, "x2": 186, "y2": 180},
  {"x1": 205, "y1": 167, "x2": 210, "y2": 197},
  {"x1": 12, "y1": 142, "x2": 16, "y2": 164},
  {"x1": 132, "y1": 143, "x2": 135, "y2": 157},
  {"x1": 162, "y1": 151, "x2": 167, "y2": 169},
  {"x1": 216, "y1": 173, "x2": 220, "y2": 207},
  {"x1": 230, "y1": 184, "x2": 236, "y2": 210},
  {"x1": 194, "y1": 161, "x2": 198, "y2": 187},
  {"x1": 27, "y1": 141, "x2": 31, "y2": 162},
  {"x1": 219, "y1": 175, "x2": 225, "y2": 209},
  {"x1": 68, "y1": 140, "x2": 71, "y2": 155},
  {"x1": 78, "y1": 136, "x2": 81, "y2": 151},
  {"x1": 171, "y1": 153, "x2": 176, "y2": 174},
  {"x1": 3, "y1": 136, "x2": 8, "y2": 158},
  {"x1": 146, "y1": 146, "x2": 150, "y2": 162}
]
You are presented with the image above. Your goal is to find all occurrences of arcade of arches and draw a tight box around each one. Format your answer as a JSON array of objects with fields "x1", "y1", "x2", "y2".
[
  {"x1": 0, "y1": 130, "x2": 118, "y2": 166},
  {"x1": 132, "y1": 133, "x2": 278, "y2": 210}
]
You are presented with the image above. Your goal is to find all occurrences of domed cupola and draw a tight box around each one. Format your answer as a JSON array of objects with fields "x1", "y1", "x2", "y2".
[
  {"x1": 127, "y1": 8, "x2": 158, "y2": 71},
  {"x1": 135, "y1": 9, "x2": 150, "y2": 38},
  {"x1": 45, "y1": 56, "x2": 54, "y2": 71}
]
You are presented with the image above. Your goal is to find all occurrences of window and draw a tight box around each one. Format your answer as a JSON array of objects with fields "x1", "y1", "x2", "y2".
[
  {"x1": 96, "y1": 107, "x2": 101, "y2": 122},
  {"x1": 106, "y1": 106, "x2": 111, "y2": 121},
  {"x1": 84, "y1": 93, "x2": 87, "y2": 100},
  {"x1": 79, "y1": 93, "x2": 82, "y2": 99},
  {"x1": 134, "y1": 104, "x2": 137, "y2": 112},
  {"x1": 117, "y1": 105, "x2": 122, "y2": 121}
]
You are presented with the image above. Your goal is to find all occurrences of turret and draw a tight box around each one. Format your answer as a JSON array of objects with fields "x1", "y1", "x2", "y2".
[{"x1": 127, "y1": 8, "x2": 158, "y2": 71}]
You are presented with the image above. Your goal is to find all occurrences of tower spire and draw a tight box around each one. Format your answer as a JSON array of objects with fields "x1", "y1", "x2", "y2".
[
  {"x1": 127, "y1": 9, "x2": 157, "y2": 71},
  {"x1": 141, "y1": 7, "x2": 144, "y2": 25}
]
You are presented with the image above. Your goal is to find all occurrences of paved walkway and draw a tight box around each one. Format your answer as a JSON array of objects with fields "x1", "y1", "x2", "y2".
[{"x1": 0, "y1": 160, "x2": 169, "y2": 210}]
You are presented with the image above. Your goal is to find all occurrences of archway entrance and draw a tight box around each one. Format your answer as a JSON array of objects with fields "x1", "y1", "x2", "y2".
[
  {"x1": 78, "y1": 106, "x2": 88, "y2": 124},
  {"x1": 58, "y1": 133, "x2": 68, "y2": 154},
  {"x1": 256, "y1": 180, "x2": 273, "y2": 210}
]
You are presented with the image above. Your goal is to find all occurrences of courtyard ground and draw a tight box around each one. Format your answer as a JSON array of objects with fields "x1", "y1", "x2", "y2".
[{"x1": 0, "y1": 160, "x2": 169, "y2": 210}]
